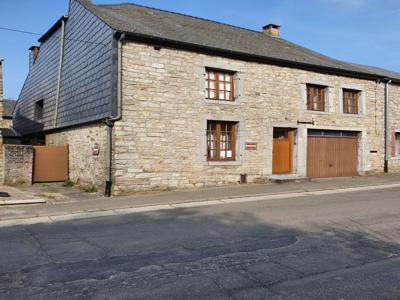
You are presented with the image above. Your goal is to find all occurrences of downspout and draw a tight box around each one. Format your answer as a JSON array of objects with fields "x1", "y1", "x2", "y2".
[
  {"x1": 105, "y1": 32, "x2": 125, "y2": 197},
  {"x1": 53, "y1": 16, "x2": 67, "y2": 128},
  {"x1": 384, "y1": 79, "x2": 392, "y2": 173}
]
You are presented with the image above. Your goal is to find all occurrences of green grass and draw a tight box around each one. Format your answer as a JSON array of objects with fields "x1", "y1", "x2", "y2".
[
  {"x1": 34, "y1": 194, "x2": 56, "y2": 200},
  {"x1": 63, "y1": 180, "x2": 75, "y2": 187},
  {"x1": 79, "y1": 185, "x2": 98, "y2": 193}
]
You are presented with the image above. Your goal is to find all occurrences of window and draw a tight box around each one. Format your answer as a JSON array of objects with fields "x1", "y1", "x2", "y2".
[
  {"x1": 206, "y1": 69, "x2": 235, "y2": 101},
  {"x1": 308, "y1": 129, "x2": 358, "y2": 138},
  {"x1": 34, "y1": 99, "x2": 44, "y2": 121},
  {"x1": 343, "y1": 89, "x2": 360, "y2": 114},
  {"x1": 396, "y1": 133, "x2": 400, "y2": 156},
  {"x1": 207, "y1": 121, "x2": 237, "y2": 161},
  {"x1": 307, "y1": 84, "x2": 326, "y2": 112}
]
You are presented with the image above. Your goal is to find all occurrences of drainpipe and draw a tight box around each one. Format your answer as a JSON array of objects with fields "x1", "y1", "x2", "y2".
[
  {"x1": 53, "y1": 16, "x2": 67, "y2": 128},
  {"x1": 384, "y1": 79, "x2": 392, "y2": 173},
  {"x1": 105, "y1": 32, "x2": 125, "y2": 197}
]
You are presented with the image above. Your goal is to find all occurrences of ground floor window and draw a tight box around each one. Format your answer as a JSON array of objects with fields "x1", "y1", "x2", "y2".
[
  {"x1": 396, "y1": 133, "x2": 400, "y2": 156},
  {"x1": 207, "y1": 121, "x2": 237, "y2": 161}
]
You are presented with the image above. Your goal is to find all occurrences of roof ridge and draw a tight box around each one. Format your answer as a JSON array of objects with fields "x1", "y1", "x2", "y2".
[{"x1": 96, "y1": 2, "x2": 269, "y2": 36}]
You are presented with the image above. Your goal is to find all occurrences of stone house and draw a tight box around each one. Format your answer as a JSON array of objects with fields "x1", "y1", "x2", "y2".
[{"x1": 13, "y1": 0, "x2": 400, "y2": 195}]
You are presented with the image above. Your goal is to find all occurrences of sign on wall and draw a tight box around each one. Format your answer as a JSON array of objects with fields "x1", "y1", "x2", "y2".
[{"x1": 245, "y1": 142, "x2": 257, "y2": 150}]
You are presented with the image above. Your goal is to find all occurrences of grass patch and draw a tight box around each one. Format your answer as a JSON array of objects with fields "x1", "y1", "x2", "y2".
[
  {"x1": 79, "y1": 185, "x2": 98, "y2": 193},
  {"x1": 63, "y1": 180, "x2": 75, "y2": 187}
]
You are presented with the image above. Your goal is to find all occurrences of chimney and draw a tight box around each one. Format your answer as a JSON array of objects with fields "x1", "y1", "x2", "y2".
[
  {"x1": 263, "y1": 24, "x2": 281, "y2": 38},
  {"x1": 29, "y1": 46, "x2": 40, "y2": 68}
]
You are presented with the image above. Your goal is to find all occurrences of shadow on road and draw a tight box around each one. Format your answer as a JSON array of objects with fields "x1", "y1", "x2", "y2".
[{"x1": 1, "y1": 207, "x2": 399, "y2": 299}]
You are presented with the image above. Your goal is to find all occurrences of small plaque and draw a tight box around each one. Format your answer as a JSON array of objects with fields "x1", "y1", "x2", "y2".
[
  {"x1": 92, "y1": 143, "x2": 100, "y2": 156},
  {"x1": 245, "y1": 142, "x2": 257, "y2": 150}
]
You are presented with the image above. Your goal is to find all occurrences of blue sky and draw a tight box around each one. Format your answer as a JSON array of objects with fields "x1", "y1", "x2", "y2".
[{"x1": 0, "y1": 0, "x2": 399, "y2": 99}]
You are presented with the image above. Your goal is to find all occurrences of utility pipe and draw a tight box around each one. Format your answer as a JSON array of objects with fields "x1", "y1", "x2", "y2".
[
  {"x1": 53, "y1": 16, "x2": 67, "y2": 128},
  {"x1": 105, "y1": 32, "x2": 125, "y2": 197},
  {"x1": 384, "y1": 79, "x2": 392, "y2": 173}
]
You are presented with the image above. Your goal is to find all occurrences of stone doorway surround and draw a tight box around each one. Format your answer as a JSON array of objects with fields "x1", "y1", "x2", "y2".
[{"x1": 264, "y1": 123, "x2": 368, "y2": 179}]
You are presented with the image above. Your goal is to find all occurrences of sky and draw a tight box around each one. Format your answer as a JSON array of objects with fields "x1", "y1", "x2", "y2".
[{"x1": 0, "y1": 0, "x2": 399, "y2": 99}]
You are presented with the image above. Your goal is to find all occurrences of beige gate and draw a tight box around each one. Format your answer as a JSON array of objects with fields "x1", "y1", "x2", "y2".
[
  {"x1": 307, "y1": 136, "x2": 359, "y2": 178},
  {"x1": 33, "y1": 145, "x2": 69, "y2": 183}
]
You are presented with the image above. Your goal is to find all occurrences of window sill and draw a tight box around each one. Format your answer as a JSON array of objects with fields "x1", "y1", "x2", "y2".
[
  {"x1": 206, "y1": 160, "x2": 242, "y2": 166},
  {"x1": 304, "y1": 110, "x2": 331, "y2": 115},
  {"x1": 340, "y1": 113, "x2": 365, "y2": 118},
  {"x1": 391, "y1": 156, "x2": 400, "y2": 161},
  {"x1": 204, "y1": 99, "x2": 241, "y2": 106}
]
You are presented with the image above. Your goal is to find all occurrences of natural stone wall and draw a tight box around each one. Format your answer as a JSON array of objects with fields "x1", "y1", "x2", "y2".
[
  {"x1": 112, "y1": 41, "x2": 388, "y2": 195},
  {"x1": 2, "y1": 119, "x2": 13, "y2": 129},
  {"x1": 389, "y1": 83, "x2": 400, "y2": 172},
  {"x1": 3, "y1": 145, "x2": 33, "y2": 185},
  {"x1": 46, "y1": 122, "x2": 107, "y2": 190},
  {"x1": 0, "y1": 61, "x2": 4, "y2": 121}
]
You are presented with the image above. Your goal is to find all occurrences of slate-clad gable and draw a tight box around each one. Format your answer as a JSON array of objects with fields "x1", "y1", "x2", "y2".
[{"x1": 14, "y1": 0, "x2": 114, "y2": 135}]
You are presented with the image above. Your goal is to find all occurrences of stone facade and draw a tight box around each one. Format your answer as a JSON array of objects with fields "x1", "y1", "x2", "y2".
[
  {"x1": 3, "y1": 145, "x2": 33, "y2": 185},
  {"x1": 0, "y1": 61, "x2": 4, "y2": 184},
  {"x1": 111, "y1": 41, "x2": 389, "y2": 195},
  {"x1": 46, "y1": 123, "x2": 108, "y2": 189},
  {"x1": 389, "y1": 83, "x2": 400, "y2": 172}
]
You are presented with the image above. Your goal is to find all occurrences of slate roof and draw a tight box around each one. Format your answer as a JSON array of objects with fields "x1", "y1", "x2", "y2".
[
  {"x1": 350, "y1": 63, "x2": 400, "y2": 82},
  {"x1": 79, "y1": 1, "x2": 400, "y2": 82},
  {"x1": 3, "y1": 99, "x2": 16, "y2": 119}
]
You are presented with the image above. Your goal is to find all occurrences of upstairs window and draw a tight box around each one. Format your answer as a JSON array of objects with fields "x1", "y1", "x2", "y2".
[
  {"x1": 343, "y1": 89, "x2": 360, "y2": 114},
  {"x1": 206, "y1": 69, "x2": 235, "y2": 101},
  {"x1": 34, "y1": 99, "x2": 44, "y2": 121},
  {"x1": 207, "y1": 121, "x2": 237, "y2": 161},
  {"x1": 307, "y1": 84, "x2": 326, "y2": 112}
]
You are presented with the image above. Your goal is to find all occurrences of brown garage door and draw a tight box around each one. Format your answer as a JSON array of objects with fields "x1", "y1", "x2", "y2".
[
  {"x1": 307, "y1": 130, "x2": 359, "y2": 178},
  {"x1": 33, "y1": 145, "x2": 69, "y2": 183}
]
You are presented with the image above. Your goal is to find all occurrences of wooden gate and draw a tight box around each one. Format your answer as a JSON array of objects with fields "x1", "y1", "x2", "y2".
[
  {"x1": 33, "y1": 145, "x2": 69, "y2": 183},
  {"x1": 307, "y1": 136, "x2": 358, "y2": 178}
]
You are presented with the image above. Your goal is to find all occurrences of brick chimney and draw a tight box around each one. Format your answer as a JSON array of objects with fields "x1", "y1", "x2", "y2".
[
  {"x1": 29, "y1": 46, "x2": 40, "y2": 68},
  {"x1": 263, "y1": 24, "x2": 281, "y2": 38}
]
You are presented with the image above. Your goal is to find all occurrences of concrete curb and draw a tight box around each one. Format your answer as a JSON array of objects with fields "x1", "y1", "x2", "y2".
[
  {"x1": 0, "y1": 183, "x2": 399, "y2": 228},
  {"x1": 0, "y1": 199, "x2": 46, "y2": 205}
]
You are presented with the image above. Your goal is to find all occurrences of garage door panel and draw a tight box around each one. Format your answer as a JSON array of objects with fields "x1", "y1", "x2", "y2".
[{"x1": 307, "y1": 136, "x2": 358, "y2": 178}]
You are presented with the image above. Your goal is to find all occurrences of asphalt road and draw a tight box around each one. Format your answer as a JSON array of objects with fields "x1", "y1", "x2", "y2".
[{"x1": 1, "y1": 186, "x2": 400, "y2": 299}]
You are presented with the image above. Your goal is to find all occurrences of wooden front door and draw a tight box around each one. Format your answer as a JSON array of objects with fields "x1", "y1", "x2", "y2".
[
  {"x1": 33, "y1": 145, "x2": 69, "y2": 183},
  {"x1": 272, "y1": 128, "x2": 294, "y2": 174}
]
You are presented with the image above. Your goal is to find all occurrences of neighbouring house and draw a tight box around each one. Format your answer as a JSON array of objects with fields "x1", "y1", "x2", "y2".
[
  {"x1": 2, "y1": 99, "x2": 16, "y2": 128},
  {"x1": 13, "y1": 0, "x2": 400, "y2": 195}
]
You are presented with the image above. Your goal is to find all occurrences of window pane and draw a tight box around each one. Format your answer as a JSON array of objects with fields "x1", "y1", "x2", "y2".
[
  {"x1": 209, "y1": 90, "x2": 215, "y2": 98},
  {"x1": 397, "y1": 133, "x2": 400, "y2": 155},
  {"x1": 219, "y1": 82, "x2": 225, "y2": 90},
  {"x1": 219, "y1": 91, "x2": 225, "y2": 99},
  {"x1": 219, "y1": 73, "x2": 224, "y2": 81},
  {"x1": 209, "y1": 81, "x2": 215, "y2": 89},
  {"x1": 209, "y1": 71, "x2": 215, "y2": 80}
]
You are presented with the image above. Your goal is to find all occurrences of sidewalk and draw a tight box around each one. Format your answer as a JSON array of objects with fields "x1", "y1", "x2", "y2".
[{"x1": 0, "y1": 174, "x2": 399, "y2": 224}]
